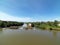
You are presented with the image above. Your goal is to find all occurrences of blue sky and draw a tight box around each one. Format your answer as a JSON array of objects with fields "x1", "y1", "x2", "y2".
[{"x1": 0, "y1": 0, "x2": 60, "y2": 22}]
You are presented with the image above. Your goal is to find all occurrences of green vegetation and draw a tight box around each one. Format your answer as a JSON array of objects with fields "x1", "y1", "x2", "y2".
[
  {"x1": 0, "y1": 20, "x2": 60, "y2": 31},
  {"x1": 28, "y1": 20, "x2": 60, "y2": 30},
  {"x1": 0, "y1": 28, "x2": 2, "y2": 31},
  {"x1": 0, "y1": 20, "x2": 24, "y2": 28}
]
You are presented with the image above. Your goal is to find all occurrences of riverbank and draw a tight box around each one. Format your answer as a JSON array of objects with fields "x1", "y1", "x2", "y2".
[
  {"x1": 37, "y1": 27, "x2": 60, "y2": 31},
  {"x1": 0, "y1": 28, "x2": 2, "y2": 31},
  {"x1": 30, "y1": 20, "x2": 60, "y2": 31},
  {"x1": 0, "y1": 26, "x2": 20, "y2": 31},
  {"x1": 49, "y1": 28, "x2": 60, "y2": 31}
]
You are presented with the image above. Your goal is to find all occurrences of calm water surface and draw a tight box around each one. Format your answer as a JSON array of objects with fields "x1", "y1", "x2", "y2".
[{"x1": 0, "y1": 29, "x2": 60, "y2": 45}]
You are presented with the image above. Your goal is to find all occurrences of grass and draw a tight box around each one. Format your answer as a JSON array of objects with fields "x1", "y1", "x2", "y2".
[
  {"x1": 35, "y1": 24, "x2": 60, "y2": 31},
  {"x1": 0, "y1": 28, "x2": 2, "y2": 31}
]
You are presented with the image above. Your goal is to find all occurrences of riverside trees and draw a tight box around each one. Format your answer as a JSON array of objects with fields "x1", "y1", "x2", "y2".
[
  {"x1": 31, "y1": 20, "x2": 59, "y2": 30},
  {"x1": 0, "y1": 20, "x2": 59, "y2": 30},
  {"x1": 0, "y1": 20, "x2": 24, "y2": 28}
]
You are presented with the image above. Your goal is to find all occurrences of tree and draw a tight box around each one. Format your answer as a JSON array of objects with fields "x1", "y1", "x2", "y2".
[
  {"x1": 0, "y1": 20, "x2": 2, "y2": 27},
  {"x1": 47, "y1": 21, "x2": 54, "y2": 26},
  {"x1": 54, "y1": 20, "x2": 58, "y2": 27}
]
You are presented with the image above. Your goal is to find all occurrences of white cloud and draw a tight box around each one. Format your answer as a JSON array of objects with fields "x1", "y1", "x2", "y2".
[
  {"x1": 0, "y1": 12, "x2": 34, "y2": 22},
  {"x1": 0, "y1": 12, "x2": 59, "y2": 22}
]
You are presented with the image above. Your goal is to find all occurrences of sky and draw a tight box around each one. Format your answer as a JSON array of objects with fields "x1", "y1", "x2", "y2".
[{"x1": 0, "y1": 0, "x2": 60, "y2": 22}]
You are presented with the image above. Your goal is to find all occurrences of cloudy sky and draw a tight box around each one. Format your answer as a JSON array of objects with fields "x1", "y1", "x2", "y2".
[{"x1": 0, "y1": 0, "x2": 60, "y2": 22}]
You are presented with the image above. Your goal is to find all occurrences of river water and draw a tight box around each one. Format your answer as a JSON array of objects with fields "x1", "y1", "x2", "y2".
[{"x1": 0, "y1": 29, "x2": 60, "y2": 45}]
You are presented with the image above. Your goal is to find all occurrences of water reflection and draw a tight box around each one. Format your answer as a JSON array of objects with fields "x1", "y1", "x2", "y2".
[{"x1": 52, "y1": 31, "x2": 57, "y2": 38}]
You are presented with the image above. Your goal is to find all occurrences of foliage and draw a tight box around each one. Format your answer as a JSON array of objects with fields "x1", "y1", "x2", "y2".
[
  {"x1": 31, "y1": 20, "x2": 60, "y2": 30},
  {"x1": 0, "y1": 20, "x2": 60, "y2": 30},
  {"x1": 0, "y1": 20, "x2": 24, "y2": 28}
]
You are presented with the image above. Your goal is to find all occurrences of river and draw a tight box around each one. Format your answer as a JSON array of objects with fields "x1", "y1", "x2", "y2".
[{"x1": 0, "y1": 29, "x2": 60, "y2": 45}]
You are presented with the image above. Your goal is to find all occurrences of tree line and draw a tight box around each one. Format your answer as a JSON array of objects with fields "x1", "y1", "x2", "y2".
[
  {"x1": 28, "y1": 20, "x2": 59, "y2": 30},
  {"x1": 0, "y1": 20, "x2": 24, "y2": 28},
  {"x1": 0, "y1": 20, "x2": 60, "y2": 30}
]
